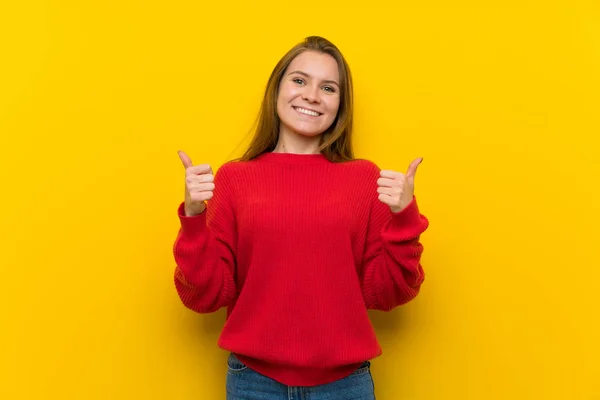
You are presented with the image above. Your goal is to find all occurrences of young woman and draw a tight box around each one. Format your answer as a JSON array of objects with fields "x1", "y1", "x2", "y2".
[{"x1": 174, "y1": 36, "x2": 429, "y2": 399}]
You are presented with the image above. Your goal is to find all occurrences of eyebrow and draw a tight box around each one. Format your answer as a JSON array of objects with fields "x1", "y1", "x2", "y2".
[{"x1": 287, "y1": 70, "x2": 340, "y2": 87}]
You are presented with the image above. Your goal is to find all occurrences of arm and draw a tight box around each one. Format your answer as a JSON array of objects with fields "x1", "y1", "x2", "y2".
[
  {"x1": 173, "y1": 165, "x2": 237, "y2": 313},
  {"x1": 360, "y1": 195, "x2": 429, "y2": 311}
]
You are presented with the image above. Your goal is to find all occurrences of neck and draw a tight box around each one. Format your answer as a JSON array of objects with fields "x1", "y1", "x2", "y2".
[{"x1": 273, "y1": 127, "x2": 321, "y2": 154}]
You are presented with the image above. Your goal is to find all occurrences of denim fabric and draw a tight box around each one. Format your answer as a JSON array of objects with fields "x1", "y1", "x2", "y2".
[{"x1": 226, "y1": 353, "x2": 376, "y2": 400}]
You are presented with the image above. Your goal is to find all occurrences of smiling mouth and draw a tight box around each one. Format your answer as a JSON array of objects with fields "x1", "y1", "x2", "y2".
[{"x1": 293, "y1": 106, "x2": 322, "y2": 117}]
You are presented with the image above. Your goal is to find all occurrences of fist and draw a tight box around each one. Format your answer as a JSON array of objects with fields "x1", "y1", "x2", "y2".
[
  {"x1": 377, "y1": 158, "x2": 423, "y2": 213},
  {"x1": 178, "y1": 150, "x2": 214, "y2": 216}
]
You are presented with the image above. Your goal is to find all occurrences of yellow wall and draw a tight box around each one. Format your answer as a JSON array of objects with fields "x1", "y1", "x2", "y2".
[{"x1": 1, "y1": 1, "x2": 599, "y2": 399}]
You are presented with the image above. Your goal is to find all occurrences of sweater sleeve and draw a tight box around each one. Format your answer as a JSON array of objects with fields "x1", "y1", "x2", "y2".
[
  {"x1": 172, "y1": 164, "x2": 238, "y2": 313},
  {"x1": 360, "y1": 195, "x2": 429, "y2": 311}
]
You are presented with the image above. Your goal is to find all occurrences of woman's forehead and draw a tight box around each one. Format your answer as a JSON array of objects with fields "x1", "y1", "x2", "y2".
[{"x1": 288, "y1": 51, "x2": 339, "y2": 81}]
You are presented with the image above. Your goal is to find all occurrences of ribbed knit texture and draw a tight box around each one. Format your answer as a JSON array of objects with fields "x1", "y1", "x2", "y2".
[{"x1": 173, "y1": 152, "x2": 429, "y2": 386}]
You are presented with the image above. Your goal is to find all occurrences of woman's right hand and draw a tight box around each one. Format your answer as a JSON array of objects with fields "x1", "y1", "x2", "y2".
[{"x1": 177, "y1": 150, "x2": 214, "y2": 216}]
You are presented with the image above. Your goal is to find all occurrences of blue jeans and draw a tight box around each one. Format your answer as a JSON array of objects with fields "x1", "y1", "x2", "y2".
[{"x1": 226, "y1": 353, "x2": 376, "y2": 400}]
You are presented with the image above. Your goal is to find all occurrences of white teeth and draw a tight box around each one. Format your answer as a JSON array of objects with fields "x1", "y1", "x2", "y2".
[{"x1": 295, "y1": 107, "x2": 320, "y2": 116}]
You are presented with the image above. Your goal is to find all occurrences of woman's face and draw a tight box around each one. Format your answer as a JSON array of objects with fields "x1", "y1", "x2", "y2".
[{"x1": 276, "y1": 51, "x2": 341, "y2": 140}]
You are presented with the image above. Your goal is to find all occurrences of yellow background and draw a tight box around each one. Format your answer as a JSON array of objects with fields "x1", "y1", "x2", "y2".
[{"x1": 1, "y1": 1, "x2": 599, "y2": 399}]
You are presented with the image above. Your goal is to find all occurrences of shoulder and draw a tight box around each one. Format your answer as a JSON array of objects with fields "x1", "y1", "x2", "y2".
[
  {"x1": 342, "y1": 158, "x2": 381, "y2": 178},
  {"x1": 215, "y1": 159, "x2": 241, "y2": 176},
  {"x1": 212, "y1": 160, "x2": 242, "y2": 187},
  {"x1": 216, "y1": 158, "x2": 260, "y2": 174},
  {"x1": 333, "y1": 159, "x2": 382, "y2": 195},
  {"x1": 213, "y1": 159, "x2": 258, "y2": 186}
]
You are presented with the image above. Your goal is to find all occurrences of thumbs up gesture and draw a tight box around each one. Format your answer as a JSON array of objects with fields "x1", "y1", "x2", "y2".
[
  {"x1": 377, "y1": 158, "x2": 423, "y2": 213},
  {"x1": 178, "y1": 150, "x2": 214, "y2": 216}
]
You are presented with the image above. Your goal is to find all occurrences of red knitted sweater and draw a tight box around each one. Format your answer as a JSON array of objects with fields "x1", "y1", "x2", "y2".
[{"x1": 173, "y1": 152, "x2": 429, "y2": 386}]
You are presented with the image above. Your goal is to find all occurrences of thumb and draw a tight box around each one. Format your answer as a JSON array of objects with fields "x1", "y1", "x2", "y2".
[
  {"x1": 178, "y1": 150, "x2": 193, "y2": 169},
  {"x1": 406, "y1": 157, "x2": 423, "y2": 180}
]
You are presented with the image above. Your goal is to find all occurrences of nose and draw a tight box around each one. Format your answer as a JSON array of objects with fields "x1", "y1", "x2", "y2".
[{"x1": 302, "y1": 85, "x2": 321, "y2": 104}]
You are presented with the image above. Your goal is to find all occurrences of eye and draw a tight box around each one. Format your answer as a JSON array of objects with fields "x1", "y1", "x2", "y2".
[
  {"x1": 322, "y1": 86, "x2": 336, "y2": 93},
  {"x1": 293, "y1": 78, "x2": 305, "y2": 85}
]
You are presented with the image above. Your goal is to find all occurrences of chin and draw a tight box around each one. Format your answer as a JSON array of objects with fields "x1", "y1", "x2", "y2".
[
  {"x1": 285, "y1": 122, "x2": 331, "y2": 138},
  {"x1": 294, "y1": 129, "x2": 325, "y2": 138}
]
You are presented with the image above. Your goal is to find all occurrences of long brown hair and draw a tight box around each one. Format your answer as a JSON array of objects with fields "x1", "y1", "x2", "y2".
[{"x1": 239, "y1": 36, "x2": 354, "y2": 163}]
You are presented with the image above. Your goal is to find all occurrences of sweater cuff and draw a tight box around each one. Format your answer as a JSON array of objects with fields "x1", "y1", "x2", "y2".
[
  {"x1": 177, "y1": 202, "x2": 208, "y2": 236},
  {"x1": 388, "y1": 196, "x2": 425, "y2": 229}
]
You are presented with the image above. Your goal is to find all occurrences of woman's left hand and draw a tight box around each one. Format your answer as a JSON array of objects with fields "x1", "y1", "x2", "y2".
[{"x1": 377, "y1": 158, "x2": 423, "y2": 213}]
